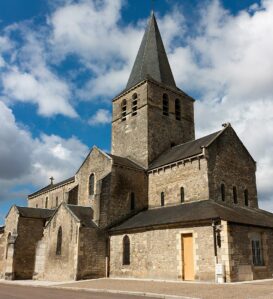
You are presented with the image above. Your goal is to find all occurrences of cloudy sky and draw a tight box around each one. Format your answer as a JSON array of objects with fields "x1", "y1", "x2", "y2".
[{"x1": 0, "y1": 0, "x2": 273, "y2": 224}]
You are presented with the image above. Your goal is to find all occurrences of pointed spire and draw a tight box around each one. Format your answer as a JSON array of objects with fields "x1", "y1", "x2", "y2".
[{"x1": 126, "y1": 12, "x2": 176, "y2": 90}]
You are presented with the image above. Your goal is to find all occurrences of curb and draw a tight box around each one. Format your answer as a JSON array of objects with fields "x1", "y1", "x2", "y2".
[{"x1": 53, "y1": 286, "x2": 200, "y2": 299}]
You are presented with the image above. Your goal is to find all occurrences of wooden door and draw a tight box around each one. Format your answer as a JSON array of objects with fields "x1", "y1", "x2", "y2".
[{"x1": 182, "y1": 234, "x2": 194, "y2": 281}]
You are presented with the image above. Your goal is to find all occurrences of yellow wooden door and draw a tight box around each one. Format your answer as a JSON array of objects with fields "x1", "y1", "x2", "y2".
[{"x1": 182, "y1": 234, "x2": 194, "y2": 281}]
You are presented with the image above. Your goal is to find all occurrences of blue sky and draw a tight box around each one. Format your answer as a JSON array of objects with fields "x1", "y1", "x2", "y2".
[{"x1": 0, "y1": 0, "x2": 272, "y2": 225}]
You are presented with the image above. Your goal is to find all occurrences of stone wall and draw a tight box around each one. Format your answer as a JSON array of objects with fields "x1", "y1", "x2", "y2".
[
  {"x1": 147, "y1": 81, "x2": 195, "y2": 165},
  {"x1": 208, "y1": 126, "x2": 258, "y2": 208},
  {"x1": 112, "y1": 82, "x2": 149, "y2": 168},
  {"x1": 42, "y1": 205, "x2": 79, "y2": 281},
  {"x1": 0, "y1": 232, "x2": 5, "y2": 278},
  {"x1": 148, "y1": 158, "x2": 209, "y2": 208},
  {"x1": 13, "y1": 217, "x2": 45, "y2": 279},
  {"x1": 111, "y1": 80, "x2": 195, "y2": 169},
  {"x1": 99, "y1": 165, "x2": 148, "y2": 228},
  {"x1": 110, "y1": 225, "x2": 216, "y2": 281},
  {"x1": 77, "y1": 227, "x2": 107, "y2": 279},
  {"x1": 76, "y1": 147, "x2": 112, "y2": 211},
  {"x1": 2, "y1": 207, "x2": 19, "y2": 279},
  {"x1": 227, "y1": 224, "x2": 273, "y2": 281},
  {"x1": 28, "y1": 180, "x2": 76, "y2": 209}
]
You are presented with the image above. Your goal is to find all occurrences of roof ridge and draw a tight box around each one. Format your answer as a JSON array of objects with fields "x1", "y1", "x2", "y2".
[{"x1": 171, "y1": 130, "x2": 221, "y2": 150}]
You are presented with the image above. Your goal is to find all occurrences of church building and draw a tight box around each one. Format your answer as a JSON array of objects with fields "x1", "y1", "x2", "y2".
[{"x1": 1, "y1": 12, "x2": 273, "y2": 283}]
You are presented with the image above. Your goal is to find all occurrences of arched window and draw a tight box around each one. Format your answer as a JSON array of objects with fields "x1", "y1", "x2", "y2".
[
  {"x1": 244, "y1": 189, "x2": 249, "y2": 206},
  {"x1": 123, "y1": 235, "x2": 130, "y2": 265},
  {"x1": 36, "y1": 204, "x2": 38, "y2": 208},
  {"x1": 180, "y1": 187, "x2": 185, "y2": 203},
  {"x1": 175, "y1": 99, "x2": 181, "y2": 120},
  {"x1": 161, "y1": 192, "x2": 165, "y2": 206},
  {"x1": 233, "y1": 186, "x2": 238, "y2": 204},
  {"x1": 56, "y1": 227, "x2": 62, "y2": 256},
  {"x1": 121, "y1": 99, "x2": 127, "y2": 121},
  {"x1": 89, "y1": 174, "x2": 95, "y2": 196},
  {"x1": 45, "y1": 197, "x2": 48, "y2": 209},
  {"x1": 130, "y1": 192, "x2": 135, "y2": 211},
  {"x1": 221, "y1": 184, "x2": 225, "y2": 202},
  {"x1": 162, "y1": 94, "x2": 169, "y2": 116},
  {"x1": 132, "y1": 93, "x2": 138, "y2": 116}
]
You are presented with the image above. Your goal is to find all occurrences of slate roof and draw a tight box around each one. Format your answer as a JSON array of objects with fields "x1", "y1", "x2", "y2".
[
  {"x1": 110, "y1": 200, "x2": 273, "y2": 232},
  {"x1": 149, "y1": 130, "x2": 221, "y2": 170},
  {"x1": 126, "y1": 12, "x2": 176, "y2": 92},
  {"x1": 67, "y1": 205, "x2": 96, "y2": 228},
  {"x1": 108, "y1": 154, "x2": 144, "y2": 170},
  {"x1": 16, "y1": 206, "x2": 55, "y2": 219},
  {"x1": 28, "y1": 177, "x2": 75, "y2": 198}
]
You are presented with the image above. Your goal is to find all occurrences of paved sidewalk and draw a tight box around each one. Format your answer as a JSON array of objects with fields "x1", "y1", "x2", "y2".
[
  {"x1": 58, "y1": 278, "x2": 273, "y2": 299},
  {"x1": 1, "y1": 278, "x2": 273, "y2": 299}
]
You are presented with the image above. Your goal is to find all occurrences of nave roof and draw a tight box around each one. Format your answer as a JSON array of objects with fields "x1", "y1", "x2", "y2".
[{"x1": 110, "y1": 200, "x2": 273, "y2": 233}]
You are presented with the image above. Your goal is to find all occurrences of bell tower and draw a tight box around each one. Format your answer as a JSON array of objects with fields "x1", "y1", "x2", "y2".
[{"x1": 111, "y1": 13, "x2": 195, "y2": 169}]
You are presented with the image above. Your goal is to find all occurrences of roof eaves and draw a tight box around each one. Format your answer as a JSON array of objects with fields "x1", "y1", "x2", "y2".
[
  {"x1": 148, "y1": 152, "x2": 205, "y2": 172},
  {"x1": 110, "y1": 218, "x2": 214, "y2": 234},
  {"x1": 28, "y1": 177, "x2": 75, "y2": 198}
]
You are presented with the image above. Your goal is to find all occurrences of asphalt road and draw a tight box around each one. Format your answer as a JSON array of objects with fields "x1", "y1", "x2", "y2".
[{"x1": 0, "y1": 284, "x2": 156, "y2": 299}]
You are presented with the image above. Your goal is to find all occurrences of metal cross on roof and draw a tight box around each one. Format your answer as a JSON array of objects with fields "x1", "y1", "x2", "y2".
[{"x1": 49, "y1": 176, "x2": 54, "y2": 185}]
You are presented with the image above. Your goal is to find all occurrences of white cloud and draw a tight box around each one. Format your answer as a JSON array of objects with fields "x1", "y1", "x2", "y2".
[
  {"x1": 0, "y1": 101, "x2": 88, "y2": 202},
  {"x1": 48, "y1": 0, "x2": 143, "y2": 98},
  {"x1": 0, "y1": 25, "x2": 77, "y2": 117},
  {"x1": 166, "y1": 0, "x2": 273, "y2": 210},
  {"x1": 88, "y1": 108, "x2": 112, "y2": 125}
]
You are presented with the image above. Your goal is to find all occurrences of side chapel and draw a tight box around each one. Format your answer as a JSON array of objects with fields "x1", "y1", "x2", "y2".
[{"x1": 1, "y1": 12, "x2": 273, "y2": 283}]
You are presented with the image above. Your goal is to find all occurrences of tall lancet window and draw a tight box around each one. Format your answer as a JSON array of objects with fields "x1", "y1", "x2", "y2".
[
  {"x1": 132, "y1": 93, "x2": 138, "y2": 116},
  {"x1": 161, "y1": 192, "x2": 165, "y2": 206},
  {"x1": 163, "y1": 94, "x2": 169, "y2": 116},
  {"x1": 130, "y1": 192, "x2": 135, "y2": 211},
  {"x1": 180, "y1": 187, "x2": 185, "y2": 203},
  {"x1": 121, "y1": 99, "x2": 127, "y2": 121},
  {"x1": 221, "y1": 184, "x2": 225, "y2": 202},
  {"x1": 244, "y1": 189, "x2": 249, "y2": 206},
  {"x1": 89, "y1": 174, "x2": 95, "y2": 196},
  {"x1": 233, "y1": 186, "x2": 238, "y2": 204},
  {"x1": 56, "y1": 227, "x2": 62, "y2": 256},
  {"x1": 175, "y1": 99, "x2": 181, "y2": 120},
  {"x1": 123, "y1": 235, "x2": 130, "y2": 265}
]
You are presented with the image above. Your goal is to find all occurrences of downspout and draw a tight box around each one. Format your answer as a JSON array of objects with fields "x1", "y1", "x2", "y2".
[
  {"x1": 212, "y1": 219, "x2": 218, "y2": 264},
  {"x1": 106, "y1": 236, "x2": 110, "y2": 277}
]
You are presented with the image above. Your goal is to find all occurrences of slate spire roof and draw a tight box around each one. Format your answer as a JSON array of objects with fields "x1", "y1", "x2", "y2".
[{"x1": 126, "y1": 12, "x2": 177, "y2": 91}]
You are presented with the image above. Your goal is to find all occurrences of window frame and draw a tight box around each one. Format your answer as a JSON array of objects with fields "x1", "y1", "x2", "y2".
[
  {"x1": 221, "y1": 184, "x2": 225, "y2": 202},
  {"x1": 180, "y1": 187, "x2": 185, "y2": 203},
  {"x1": 132, "y1": 93, "x2": 138, "y2": 116},
  {"x1": 251, "y1": 235, "x2": 264, "y2": 267},
  {"x1": 56, "y1": 226, "x2": 62, "y2": 256},
  {"x1": 122, "y1": 235, "x2": 130, "y2": 265},
  {"x1": 175, "y1": 99, "x2": 181, "y2": 121},
  {"x1": 89, "y1": 173, "x2": 95, "y2": 196},
  {"x1": 244, "y1": 189, "x2": 249, "y2": 206},
  {"x1": 233, "y1": 186, "x2": 238, "y2": 204},
  {"x1": 130, "y1": 192, "x2": 135, "y2": 211},
  {"x1": 162, "y1": 94, "x2": 169, "y2": 116},
  {"x1": 121, "y1": 99, "x2": 127, "y2": 121},
  {"x1": 161, "y1": 192, "x2": 165, "y2": 206}
]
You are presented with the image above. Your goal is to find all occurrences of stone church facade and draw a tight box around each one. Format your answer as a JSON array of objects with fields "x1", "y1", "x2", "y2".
[{"x1": 1, "y1": 13, "x2": 273, "y2": 283}]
